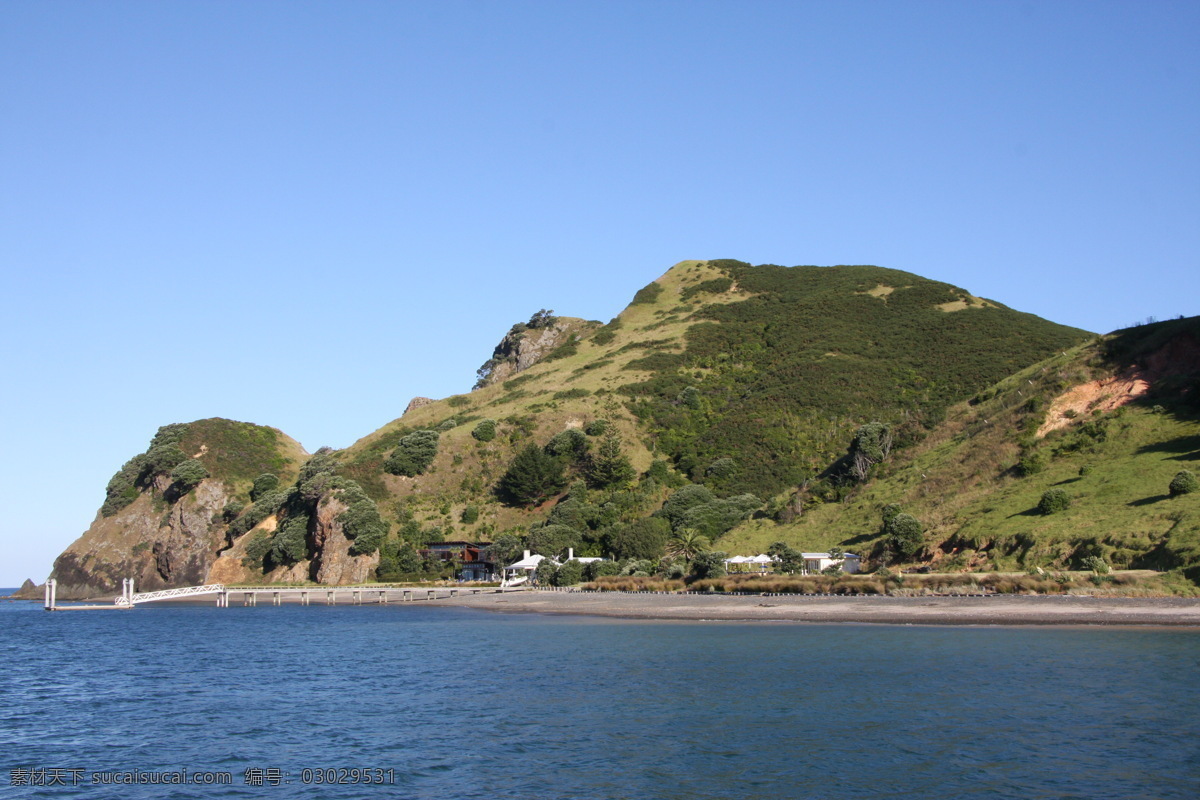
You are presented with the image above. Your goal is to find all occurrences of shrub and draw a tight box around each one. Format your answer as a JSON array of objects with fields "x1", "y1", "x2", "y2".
[
  {"x1": 630, "y1": 281, "x2": 664, "y2": 305},
  {"x1": 436, "y1": 418, "x2": 458, "y2": 432},
  {"x1": 1080, "y1": 555, "x2": 1110, "y2": 574},
  {"x1": 336, "y1": 482, "x2": 389, "y2": 556},
  {"x1": 584, "y1": 419, "x2": 610, "y2": 436},
  {"x1": 535, "y1": 559, "x2": 558, "y2": 586},
  {"x1": 142, "y1": 444, "x2": 188, "y2": 478},
  {"x1": 461, "y1": 505, "x2": 480, "y2": 525},
  {"x1": 472, "y1": 420, "x2": 497, "y2": 442},
  {"x1": 1169, "y1": 470, "x2": 1198, "y2": 497},
  {"x1": 250, "y1": 473, "x2": 280, "y2": 501},
  {"x1": 1038, "y1": 488, "x2": 1070, "y2": 515},
  {"x1": 1016, "y1": 451, "x2": 1047, "y2": 477},
  {"x1": 584, "y1": 559, "x2": 621, "y2": 581},
  {"x1": 555, "y1": 559, "x2": 584, "y2": 587},
  {"x1": 885, "y1": 513, "x2": 923, "y2": 557},
  {"x1": 227, "y1": 488, "x2": 290, "y2": 537},
  {"x1": 591, "y1": 327, "x2": 617, "y2": 346},
  {"x1": 384, "y1": 430, "x2": 440, "y2": 477}
]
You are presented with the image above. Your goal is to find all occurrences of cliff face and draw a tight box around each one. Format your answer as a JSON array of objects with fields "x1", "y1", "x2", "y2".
[
  {"x1": 311, "y1": 495, "x2": 380, "y2": 584},
  {"x1": 51, "y1": 480, "x2": 234, "y2": 599}
]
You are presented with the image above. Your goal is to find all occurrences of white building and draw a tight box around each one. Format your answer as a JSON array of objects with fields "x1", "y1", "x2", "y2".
[{"x1": 801, "y1": 553, "x2": 861, "y2": 574}]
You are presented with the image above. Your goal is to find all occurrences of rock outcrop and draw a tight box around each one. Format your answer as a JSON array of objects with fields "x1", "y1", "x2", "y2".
[
  {"x1": 474, "y1": 316, "x2": 597, "y2": 388},
  {"x1": 50, "y1": 479, "x2": 233, "y2": 600},
  {"x1": 311, "y1": 496, "x2": 379, "y2": 585}
]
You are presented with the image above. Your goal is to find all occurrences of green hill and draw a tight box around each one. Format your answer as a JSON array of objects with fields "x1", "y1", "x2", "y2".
[
  {"x1": 718, "y1": 315, "x2": 1200, "y2": 585},
  {"x1": 61, "y1": 259, "x2": 1200, "y2": 595}
]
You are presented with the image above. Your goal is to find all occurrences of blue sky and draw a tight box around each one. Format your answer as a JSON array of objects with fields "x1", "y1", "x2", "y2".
[{"x1": 1, "y1": 0, "x2": 1197, "y2": 585}]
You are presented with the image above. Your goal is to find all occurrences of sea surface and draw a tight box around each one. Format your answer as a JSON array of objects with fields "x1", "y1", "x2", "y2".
[{"x1": 2, "y1": 592, "x2": 1198, "y2": 799}]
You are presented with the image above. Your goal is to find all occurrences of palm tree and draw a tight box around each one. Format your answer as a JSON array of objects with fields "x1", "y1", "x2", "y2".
[{"x1": 666, "y1": 528, "x2": 709, "y2": 562}]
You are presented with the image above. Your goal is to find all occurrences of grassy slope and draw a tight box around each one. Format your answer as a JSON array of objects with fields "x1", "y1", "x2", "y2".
[
  {"x1": 333, "y1": 259, "x2": 1092, "y2": 548},
  {"x1": 335, "y1": 260, "x2": 727, "y2": 536},
  {"x1": 718, "y1": 322, "x2": 1200, "y2": 576}
]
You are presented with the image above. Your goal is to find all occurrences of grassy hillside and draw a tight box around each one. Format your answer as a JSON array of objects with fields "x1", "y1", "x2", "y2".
[
  {"x1": 317, "y1": 259, "x2": 1092, "y2": 573},
  {"x1": 717, "y1": 316, "x2": 1200, "y2": 583},
  {"x1": 77, "y1": 259, "x2": 1195, "y2": 590}
]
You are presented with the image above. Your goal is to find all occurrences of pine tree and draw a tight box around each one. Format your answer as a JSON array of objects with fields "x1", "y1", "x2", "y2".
[
  {"x1": 586, "y1": 427, "x2": 635, "y2": 490},
  {"x1": 497, "y1": 444, "x2": 567, "y2": 507}
]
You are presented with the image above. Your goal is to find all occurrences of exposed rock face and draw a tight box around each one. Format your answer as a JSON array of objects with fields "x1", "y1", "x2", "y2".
[
  {"x1": 311, "y1": 496, "x2": 379, "y2": 584},
  {"x1": 50, "y1": 480, "x2": 233, "y2": 600},
  {"x1": 405, "y1": 397, "x2": 435, "y2": 415},
  {"x1": 475, "y1": 317, "x2": 595, "y2": 388}
]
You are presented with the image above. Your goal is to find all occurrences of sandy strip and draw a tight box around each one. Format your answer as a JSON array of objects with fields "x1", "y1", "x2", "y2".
[{"x1": 432, "y1": 590, "x2": 1200, "y2": 627}]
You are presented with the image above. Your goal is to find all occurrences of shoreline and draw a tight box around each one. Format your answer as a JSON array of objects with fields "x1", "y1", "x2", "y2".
[{"x1": 430, "y1": 590, "x2": 1200, "y2": 627}]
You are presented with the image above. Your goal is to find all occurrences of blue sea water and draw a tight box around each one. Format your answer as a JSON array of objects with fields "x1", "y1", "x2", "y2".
[{"x1": 2, "y1": 594, "x2": 1198, "y2": 799}]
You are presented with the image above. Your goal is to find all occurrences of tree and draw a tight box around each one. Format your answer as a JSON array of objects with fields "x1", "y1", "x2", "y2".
[
  {"x1": 241, "y1": 531, "x2": 272, "y2": 571},
  {"x1": 885, "y1": 513, "x2": 923, "y2": 558},
  {"x1": 250, "y1": 473, "x2": 279, "y2": 501},
  {"x1": 534, "y1": 558, "x2": 558, "y2": 586},
  {"x1": 666, "y1": 528, "x2": 710, "y2": 562},
  {"x1": 586, "y1": 427, "x2": 635, "y2": 490},
  {"x1": 270, "y1": 513, "x2": 309, "y2": 564},
  {"x1": 497, "y1": 444, "x2": 567, "y2": 507},
  {"x1": 689, "y1": 550, "x2": 728, "y2": 580},
  {"x1": 1038, "y1": 488, "x2": 1070, "y2": 515},
  {"x1": 678, "y1": 495, "x2": 761, "y2": 540},
  {"x1": 608, "y1": 517, "x2": 671, "y2": 561},
  {"x1": 169, "y1": 459, "x2": 209, "y2": 493},
  {"x1": 660, "y1": 484, "x2": 715, "y2": 528},
  {"x1": 527, "y1": 308, "x2": 557, "y2": 328},
  {"x1": 385, "y1": 430, "x2": 440, "y2": 477},
  {"x1": 527, "y1": 524, "x2": 581, "y2": 560},
  {"x1": 849, "y1": 422, "x2": 892, "y2": 482},
  {"x1": 768, "y1": 541, "x2": 804, "y2": 574},
  {"x1": 484, "y1": 532, "x2": 525, "y2": 571},
  {"x1": 1170, "y1": 470, "x2": 1198, "y2": 497},
  {"x1": 545, "y1": 428, "x2": 589, "y2": 460}
]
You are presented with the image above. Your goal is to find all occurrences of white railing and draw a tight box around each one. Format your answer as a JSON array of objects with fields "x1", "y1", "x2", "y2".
[{"x1": 117, "y1": 584, "x2": 226, "y2": 605}]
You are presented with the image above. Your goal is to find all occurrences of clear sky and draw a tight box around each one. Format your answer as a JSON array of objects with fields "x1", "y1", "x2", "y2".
[{"x1": 1, "y1": 0, "x2": 1196, "y2": 585}]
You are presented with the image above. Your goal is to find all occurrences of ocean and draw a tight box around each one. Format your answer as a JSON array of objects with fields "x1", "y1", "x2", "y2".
[{"x1": 3, "y1": 594, "x2": 1198, "y2": 799}]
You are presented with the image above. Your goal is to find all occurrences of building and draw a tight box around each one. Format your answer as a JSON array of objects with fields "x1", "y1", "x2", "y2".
[
  {"x1": 419, "y1": 541, "x2": 496, "y2": 581},
  {"x1": 800, "y1": 553, "x2": 861, "y2": 574}
]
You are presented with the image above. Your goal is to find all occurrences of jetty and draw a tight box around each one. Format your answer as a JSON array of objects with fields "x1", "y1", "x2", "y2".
[{"x1": 42, "y1": 578, "x2": 514, "y2": 611}]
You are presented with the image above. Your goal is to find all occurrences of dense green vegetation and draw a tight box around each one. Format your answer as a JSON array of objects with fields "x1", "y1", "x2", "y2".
[
  {"x1": 100, "y1": 419, "x2": 299, "y2": 516},
  {"x1": 621, "y1": 261, "x2": 1088, "y2": 500}
]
